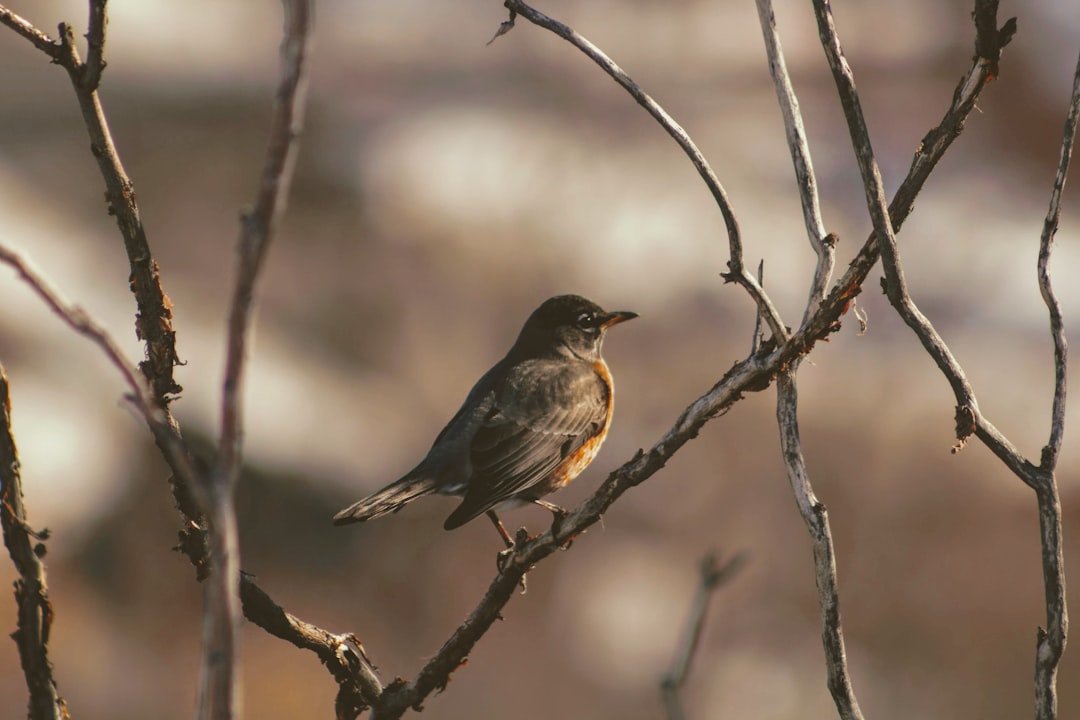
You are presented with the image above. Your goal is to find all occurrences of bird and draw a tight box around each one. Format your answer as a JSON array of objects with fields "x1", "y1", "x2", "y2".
[{"x1": 333, "y1": 294, "x2": 637, "y2": 547}]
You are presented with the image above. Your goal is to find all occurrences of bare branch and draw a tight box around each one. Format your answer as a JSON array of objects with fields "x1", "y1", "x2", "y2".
[
  {"x1": 811, "y1": 0, "x2": 1027, "y2": 468},
  {"x1": 0, "y1": 2, "x2": 385, "y2": 714},
  {"x1": 0, "y1": 3, "x2": 182, "y2": 403},
  {"x1": 82, "y1": 0, "x2": 108, "y2": 91},
  {"x1": 216, "y1": 0, "x2": 313, "y2": 481},
  {"x1": 1030, "y1": 45, "x2": 1078, "y2": 720},
  {"x1": 777, "y1": 371, "x2": 863, "y2": 719},
  {"x1": 0, "y1": 366, "x2": 67, "y2": 720},
  {"x1": 495, "y1": 0, "x2": 789, "y2": 343},
  {"x1": 239, "y1": 575, "x2": 383, "y2": 714},
  {"x1": 807, "y1": 2, "x2": 1015, "y2": 349},
  {"x1": 754, "y1": 0, "x2": 832, "y2": 323},
  {"x1": 660, "y1": 552, "x2": 747, "y2": 720},
  {"x1": 0, "y1": 244, "x2": 154, "y2": 417},
  {"x1": 0, "y1": 6, "x2": 61, "y2": 59},
  {"x1": 1037, "y1": 49, "x2": 1078, "y2": 471},
  {"x1": 199, "y1": 2, "x2": 313, "y2": 719},
  {"x1": 813, "y1": 1, "x2": 1068, "y2": 717}
]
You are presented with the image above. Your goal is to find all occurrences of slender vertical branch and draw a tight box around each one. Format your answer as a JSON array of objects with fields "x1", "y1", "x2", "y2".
[
  {"x1": 1037, "y1": 50, "x2": 1077, "y2": 471},
  {"x1": 754, "y1": 0, "x2": 833, "y2": 323},
  {"x1": 776, "y1": 372, "x2": 864, "y2": 720},
  {"x1": 0, "y1": 366, "x2": 66, "y2": 720},
  {"x1": 1029, "y1": 46, "x2": 1078, "y2": 720},
  {"x1": 660, "y1": 552, "x2": 747, "y2": 720},
  {"x1": 198, "y1": 2, "x2": 313, "y2": 719},
  {"x1": 0, "y1": 245, "x2": 154, "y2": 417},
  {"x1": 83, "y1": 0, "x2": 107, "y2": 91}
]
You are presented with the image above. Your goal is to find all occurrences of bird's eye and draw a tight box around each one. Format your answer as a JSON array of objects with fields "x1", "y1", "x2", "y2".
[{"x1": 576, "y1": 312, "x2": 598, "y2": 329}]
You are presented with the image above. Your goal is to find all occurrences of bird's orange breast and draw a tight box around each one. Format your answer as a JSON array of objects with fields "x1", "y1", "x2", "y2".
[{"x1": 551, "y1": 359, "x2": 615, "y2": 488}]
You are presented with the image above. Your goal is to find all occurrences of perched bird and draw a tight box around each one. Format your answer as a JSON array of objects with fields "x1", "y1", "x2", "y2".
[{"x1": 333, "y1": 294, "x2": 637, "y2": 546}]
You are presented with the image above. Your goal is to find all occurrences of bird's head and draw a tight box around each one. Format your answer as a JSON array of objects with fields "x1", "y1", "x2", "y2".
[{"x1": 510, "y1": 294, "x2": 637, "y2": 362}]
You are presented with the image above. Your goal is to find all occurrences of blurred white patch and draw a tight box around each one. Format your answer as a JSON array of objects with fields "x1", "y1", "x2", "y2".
[{"x1": 5, "y1": 376, "x2": 134, "y2": 531}]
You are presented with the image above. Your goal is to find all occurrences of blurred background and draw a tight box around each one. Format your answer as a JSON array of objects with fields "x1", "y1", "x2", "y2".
[{"x1": 0, "y1": 0, "x2": 1078, "y2": 718}]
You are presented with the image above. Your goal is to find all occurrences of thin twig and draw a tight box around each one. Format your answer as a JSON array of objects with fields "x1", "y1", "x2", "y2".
[
  {"x1": 805, "y1": 3, "x2": 1015, "y2": 351},
  {"x1": 82, "y1": 0, "x2": 107, "y2": 90},
  {"x1": 1030, "y1": 45, "x2": 1078, "y2": 720},
  {"x1": 754, "y1": 0, "x2": 832, "y2": 323},
  {"x1": 199, "y1": 2, "x2": 313, "y2": 719},
  {"x1": 0, "y1": 6, "x2": 61, "y2": 58},
  {"x1": 777, "y1": 371, "x2": 863, "y2": 720},
  {"x1": 496, "y1": 0, "x2": 789, "y2": 343},
  {"x1": 0, "y1": 366, "x2": 67, "y2": 720},
  {"x1": 0, "y1": 1, "x2": 187, "y2": 404},
  {"x1": 56, "y1": 23, "x2": 183, "y2": 404},
  {"x1": 1037, "y1": 50, "x2": 1077, "y2": 472},
  {"x1": 660, "y1": 552, "x2": 747, "y2": 720},
  {"x1": 751, "y1": 260, "x2": 765, "y2": 354},
  {"x1": 0, "y1": 244, "x2": 154, "y2": 417},
  {"x1": 238, "y1": 575, "x2": 384, "y2": 714}
]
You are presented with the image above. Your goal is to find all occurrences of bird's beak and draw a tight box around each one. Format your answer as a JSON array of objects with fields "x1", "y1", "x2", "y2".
[{"x1": 600, "y1": 310, "x2": 639, "y2": 329}]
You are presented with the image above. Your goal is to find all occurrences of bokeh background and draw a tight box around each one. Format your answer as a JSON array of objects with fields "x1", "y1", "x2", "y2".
[{"x1": 1, "y1": 0, "x2": 1079, "y2": 718}]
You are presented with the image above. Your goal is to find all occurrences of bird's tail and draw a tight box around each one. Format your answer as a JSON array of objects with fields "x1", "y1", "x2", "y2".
[{"x1": 332, "y1": 472, "x2": 441, "y2": 525}]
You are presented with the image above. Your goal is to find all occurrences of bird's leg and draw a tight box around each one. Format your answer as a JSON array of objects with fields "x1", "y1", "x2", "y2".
[
  {"x1": 531, "y1": 499, "x2": 569, "y2": 545},
  {"x1": 486, "y1": 510, "x2": 514, "y2": 549}
]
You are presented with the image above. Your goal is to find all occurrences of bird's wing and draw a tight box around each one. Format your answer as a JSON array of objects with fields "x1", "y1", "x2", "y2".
[{"x1": 446, "y1": 359, "x2": 608, "y2": 526}]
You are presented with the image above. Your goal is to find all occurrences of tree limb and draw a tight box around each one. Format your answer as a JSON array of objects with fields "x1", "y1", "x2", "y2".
[
  {"x1": 198, "y1": 2, "x2": 313, "y2": 719},
  {"x1": 776, "y1": 372, "x2": 863, "y2": 720},
  {"x1": 1030, "y1": 45, "x2": 1077, "y2": 720},
  {"x1": 754, "y1": 0, "x2": 832, "y2": 323},
  {"x1": 0, "y1": 6, "x2": 61, "y2": 59},
  {"x1": 0, "y1": 366, "x2": 67, "y2": 720}
]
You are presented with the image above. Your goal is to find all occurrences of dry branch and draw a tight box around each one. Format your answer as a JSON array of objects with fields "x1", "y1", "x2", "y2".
[
  {"x1": 754, "y1": 2, "x2": 865, "y2": 716},
  {"x1": 198, "y1": 1, "x2": 313, "y2": 718},
  {"x1": 660, "y1": 552, "x2": 747, "y2": 720},
  {"x1": 0, "y1": 366, "x2": 66, "y2": 720},
  {"x1": 754, "y1": 0, "x2": 831, "y2": 321},
  {"x1": 811, "y1": 0, "x2": 1068, "y2": 717},
  {"x1": 1029, "y1": 45, "x2": 1077, "y2": 720},
  {"x1": 0, "y1": 1, "x2": 382, "y2": 715},
  {"x1": 777, "y1": 372, "x2": 863, "y2": 720}
]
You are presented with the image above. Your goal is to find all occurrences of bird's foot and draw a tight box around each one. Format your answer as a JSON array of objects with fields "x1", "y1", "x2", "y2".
[{"x1": 495, "y1": 528, "x2": 531, "y2": 594}]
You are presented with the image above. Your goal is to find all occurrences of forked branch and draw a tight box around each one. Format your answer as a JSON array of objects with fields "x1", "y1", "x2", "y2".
[{"x1": 811, "y1": 0, "x2": 1068, "y2": 716}]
